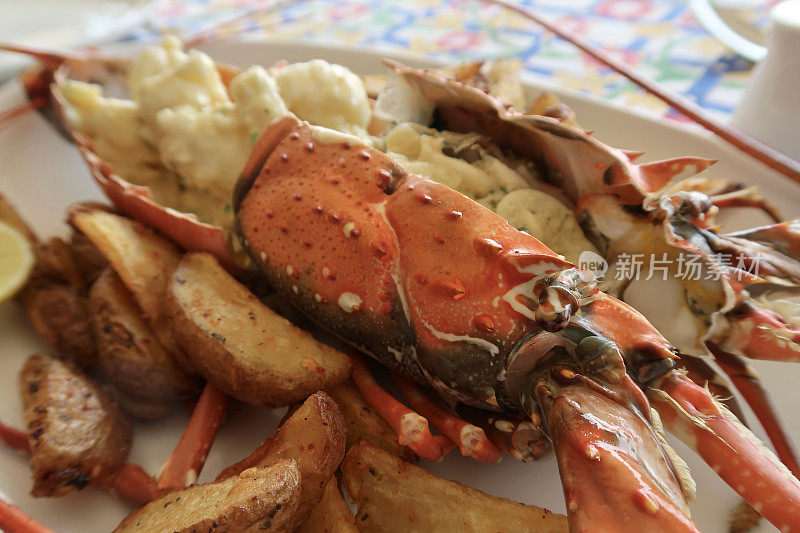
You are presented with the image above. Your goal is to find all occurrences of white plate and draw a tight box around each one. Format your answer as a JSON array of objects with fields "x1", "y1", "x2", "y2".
[
  {"x1": 0, "y1": 40, "x2": 797, "y2": 533},
  {"x1": 0, "y1": 0, "x2": 156, "y2": 82}
]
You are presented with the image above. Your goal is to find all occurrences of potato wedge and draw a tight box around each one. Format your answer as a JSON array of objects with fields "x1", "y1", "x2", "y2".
[
  {"x1": 217, "y1": 391, "x2": 346, "y2": 530},
  {"x1": 114, "y1": 460, "x2": 302, "y2": 533},
  {"x1": 89, "y1": 268, "x2": 197, "y2": 418},
  {"x1": 17, "y1": 234, "x2": 107, "y2": 368},
  {"x1": 69, "y1": 230, "x2": 108, "y2": 287},
  {"x1": 29, "y1": 237, "x2": 83, "y2": 286},
  {"x1": 69, "y1": 206, "x2": 187, "y2": 370},
  {"x1": 166, "y1": 252, "x2": 350, "y2": 405},
  {"x1": 327, "y1": 380, "x2": 414, "y2": 461},
  {"x1": 19, "y1": 280, "x2": 96, "y2": 368},
  {"x1": 69, "y1": 206, "x2": 181, "y2": 326},
  {"x1": 297, "y1": 480, "x2": 358, "y2": 533},
  {"x1": 342, "y1": 441, "x2": 568, "y2": 532},
  {"x1": 20, "y1": 353, "x2": 132, "y2": 497}
]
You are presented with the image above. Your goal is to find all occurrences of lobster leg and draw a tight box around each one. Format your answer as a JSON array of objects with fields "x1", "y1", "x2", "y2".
[
  {"x1": 707, "y1": 342, "x2": 800, "y2": 479},
  {"x1": 0, "y1": 420, "x2": 30, "y2": 455},
  {"x1": 394, "y1": 375, "x2": 500, "y2": 463},
  {"x1": 676, "y1": 354, "x2": 747, "y2": 423},
  {"x1": 541, "y1": 381, "x2": 698, "y2": 532},
  {"x1": 484, "y1": 417, "x2": 550, "y2": 462},
  {"x1": 452, "y1": 404, "x2": 551, "y2": 462},
  {"x1": 0, "y1": 499, "x2": 54, "y2": 533},
  {"x1": 156, "y1": 383, "x2": 229, "y2": 489},
  {"x1": 100, "y1": 464, "x2": 164, "y2": 505},
  {"x1": 709, "y1": 188, "x2": 782, "y2": 224},
  {"x1": 433, "y1": 434, "x2": 457, "y2": 458},
  {"x1": 651, "y1": 371, "x2": 800, "y2": 532},
  {"x1": 0, "y1": 98, "x2": 47, "y2": 131},
  {"x1": 716, "y1": 306, "x2": 800, "y2": 363},
  {"x1": 350, "y1": 354, "x2": 445, "y2": 462}
]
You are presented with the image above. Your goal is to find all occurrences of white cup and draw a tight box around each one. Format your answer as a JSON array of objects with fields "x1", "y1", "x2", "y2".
[{"x1": 731, "y1": 0, "x2": 800, "y2": 162}]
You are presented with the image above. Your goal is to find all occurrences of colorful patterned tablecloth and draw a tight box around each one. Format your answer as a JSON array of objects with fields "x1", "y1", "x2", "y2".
[{"x1": 131, "y1": 0, "x2": 778, "y2": 121}]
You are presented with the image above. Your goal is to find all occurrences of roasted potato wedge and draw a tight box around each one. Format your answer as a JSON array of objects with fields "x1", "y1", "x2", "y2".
[
  {"x1": 342, "y1": 441, "x2": 568, "y2": 532},
  {"x1": 114, "y1": 460, "x2": 302, "y2": 533},
  {"x1": 89, "y1": 268, "x2": 197, "y2": 418},
  {"x1": 218, "y1": 391, "x2": 346, "y2": 530},
  {"x1": 327, "y1": 380, "x2": 415, "y2": 461},
  {"x1": 28, "y1": 237, "x2": 82, "y2": 286},
  {"x1": 20, "y1": 353, "x2": 132, "y2": 497},
  {"x1": 69, "y1": 206, "x2": 185, "y2": 369},
  {"x1": 166, "y1": 252, "x2": 351, "y2": 405},
  {"x1": 19, "y1": 280, "x2": 96, "y2": 368},
  {"x1": 17, "y1": 235, "x2": 98, "y2": 367},
  {"x1": 297, "y1": 480, "x2": 358, "y2": 533},
  {"x1": 69, "y1": 206, "x2": 181, "y2": 326},
  {"x1": 69, "y1": 230, "x2": 108, "y2": 287}
]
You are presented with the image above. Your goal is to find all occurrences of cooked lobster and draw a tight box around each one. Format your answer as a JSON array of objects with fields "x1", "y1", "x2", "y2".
[
  {"x1": 230, "y1": 92, "x2": 800, "y2": 533},
  {"x1": 5, "y1": 42, "x2": 800, "y2": 532}
]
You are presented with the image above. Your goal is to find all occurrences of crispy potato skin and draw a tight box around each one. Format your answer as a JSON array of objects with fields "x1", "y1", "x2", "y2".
[
  {"x1": 19, "y1": 282, "x2": 96, "y2": 368},
  {"x1": 20, "y1": 354, "x2": 132, "y2": 497},
  {"x1": 166, "y1": 252, "x2": 351, "y2": 406},
  {"x1": 114, "y1": 461, "x2": 302, "y2": 533},
  {"x1": 69, "y1": 206, "x2": 192, "y2": 374},
  {"x1": 18, "y1": 237, "x2": 97, "y2": 368},
  {"x1": 342, "y1": 441, "x2": 569, "y2": 533},
  {"x1": 217, "y1": 391, "x2": 346, "y2": 530},
  {"x1": 297, "y1": 480, "x2": 358, "y2": 533},
  {"x1": 89, "y1": 269, "x2": 198, "y2": 418},
  {"x1": 327, "y1": 380, "x2": 415, "y2": 461},
  {"x1": 69, "y1": 206, "x2": 181, "y2": 325},
  {"x1": 28, "y1": 237, "x2": 82, "y2": 286},
  {"x1": 69, "y1": 230, "x2": 108, "y2": 287}
]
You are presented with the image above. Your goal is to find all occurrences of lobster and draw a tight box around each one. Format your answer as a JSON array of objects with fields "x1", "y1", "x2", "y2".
[
  {"x1": 4, "y1": 41, "x2": 800, "y2": 531},
  {"x1": 230, "y1": 97, "x2": 800, "y2": 532}
]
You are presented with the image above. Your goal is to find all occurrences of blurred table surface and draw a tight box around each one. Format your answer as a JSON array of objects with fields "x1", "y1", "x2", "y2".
[{"x1": 8, "y1": 0, "x2": 785, "y2": 121}]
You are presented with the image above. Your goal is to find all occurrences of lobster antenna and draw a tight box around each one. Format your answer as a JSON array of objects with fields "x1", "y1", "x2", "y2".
[{"x1": 484, "y1": 0, "x2": 800, "y2": 186}]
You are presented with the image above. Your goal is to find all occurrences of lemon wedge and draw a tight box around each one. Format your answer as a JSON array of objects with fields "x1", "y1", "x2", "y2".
[{"x1": 0, "y1": 220, "x2": 35, "y2": 304}]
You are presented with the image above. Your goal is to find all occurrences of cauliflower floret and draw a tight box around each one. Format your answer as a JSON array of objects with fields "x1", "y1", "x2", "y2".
[
  {"x1": 496, "y1": 189, "x2": 597, "y2": 263},
  {"x1": 127, "y1": 35, "x2": 186, "y2": 96},
  {"x1": 272, "y1": 59, "x2": 370, "y2": 136},
  {"x1": 229, "y1": 66, "x2": 291, "y2": 137},
  {"x1": 59, "y1": 80, "x2": 163, "y2": 186},
  {"x1": 155, "y1": 105, "x2": 251, "y2": 195},
  {"x1": 129, "y1": 37, "x2": 231, "y2": 142}
]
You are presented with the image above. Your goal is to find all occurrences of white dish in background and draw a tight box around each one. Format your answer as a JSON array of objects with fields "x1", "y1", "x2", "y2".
[
  {"x1": 0, "y1": 0, "x2": 156, "y2": 82},
  {"x1": 732, "y1": 0, "x2": 800, "y2": 161},
  {"x1": 0, "y1": 40, "x2": 797, "y2": 533}
]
